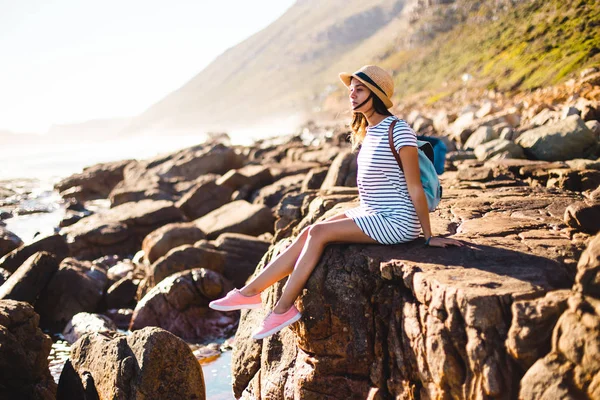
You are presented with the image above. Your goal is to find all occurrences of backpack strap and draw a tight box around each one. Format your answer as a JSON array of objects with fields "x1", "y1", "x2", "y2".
[{"x1": 387, "y1": 119, "x2": 404, "y2": 172}]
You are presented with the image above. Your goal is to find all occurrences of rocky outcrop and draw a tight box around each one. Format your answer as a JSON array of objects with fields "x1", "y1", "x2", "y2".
[
  {"x1": 57, "y1": 327, "x2": 205, "y2": 400},
  {"x1": 0, "y1": 300, "x2": 56, "y2": 400},
  {"x1": 176, "y1": 180, "x2": 234, "y2": 220},
  {"x1": 60, "y1": 199, "x2": 184, "y2": 259},
  {"x1": 130, "y1": 268, "x2": 237, "y2": 341}
]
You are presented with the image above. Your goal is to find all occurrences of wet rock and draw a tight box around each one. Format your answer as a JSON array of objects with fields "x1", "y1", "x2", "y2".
[
  {"x1": 320, "y1": 151, "x2": 358, "y2": 189},
  {"x1": 0, "y1": 300, "x2": 56, "y2": 400},
  {"x1": 474, "y1": 138, "x2": 525, "y2": 161},
  {"x1": 62, "y1": 312, "x2": 118, "y2": 344},
  {"x1": 464, "y1": 126, "x2": 498, "y2": 150},
  {"x1": 151, "y1": 244, "x2": 226, "y2": 284},
  {"x1": 142, "y1": 222, "x2": 206, "y2": 264},
  {"x1": 35, "y1": 258, "x2": 108, "y2": 331},
  {"x1": 0, "y1": 233, "x2": 69, "y2": 273},
  {"x1": 58, "y1": 327, "x2": 205, "y2": 400},
  {"x1": 55, "y1": 159, "x2": 133, "y2": 201},
  {"x1": 516, "y1": 115, "x2": 597, "y2": 161},
  {"x1": 60, "y1": 199, "x2": 184, "y2": 259},
  {"x1": 214, "y1": 233, "x2": 271, "y2": 289},
  {"x1": 0, "y1": 226, "x2": 22, "y2": 258},
  {"x1": 130, "y1": 268, "x2": 237, "y2": 341},
  {"x1": 195, "y1": 200, "x2": 275, "y2": 240},
  {"x1": 564, "y1": 201, "x2": 600, "y2": 234},
  {"x1": 0, "y1": 252, "x2": 59, "y2": 304},
  {"x1": 176, "y1": 180, "x2": 234, "y2": 220},
  {"x1": 506, "y1": 290, "x2": 570, "y2": 370}
]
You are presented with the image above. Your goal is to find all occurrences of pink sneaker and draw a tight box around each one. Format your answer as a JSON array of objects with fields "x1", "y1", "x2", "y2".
[
  {"x1": 209, "y1": 289, "x2": 262, "y2": 311},
  {"x1": 252, "y1": 305, "x2": 302, "y2": 340}
]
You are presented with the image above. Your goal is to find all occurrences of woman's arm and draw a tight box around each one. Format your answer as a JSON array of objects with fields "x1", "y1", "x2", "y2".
[{"x1": 398, "y1": 146, "x2": 432, "y2": 240}]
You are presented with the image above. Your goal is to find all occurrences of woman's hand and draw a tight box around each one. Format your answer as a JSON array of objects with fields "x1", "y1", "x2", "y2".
[{"x1": 427, "y1": 237, "x2": 464, "y2": 248}]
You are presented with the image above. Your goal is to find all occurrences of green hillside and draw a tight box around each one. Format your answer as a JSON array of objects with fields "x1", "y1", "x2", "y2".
[{"x1": 383, "y1": 0, "x2": 600, "y2": 102}]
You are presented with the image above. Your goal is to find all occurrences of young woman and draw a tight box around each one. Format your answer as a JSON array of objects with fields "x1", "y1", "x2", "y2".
[{"x1": 210, "y1": 65, "x2": 462, "y2": 339}]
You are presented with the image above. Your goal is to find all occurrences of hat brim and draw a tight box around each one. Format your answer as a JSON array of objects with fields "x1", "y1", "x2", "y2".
[{"x1": 338, "y1": 72, "x2": 393, "y2": 109}]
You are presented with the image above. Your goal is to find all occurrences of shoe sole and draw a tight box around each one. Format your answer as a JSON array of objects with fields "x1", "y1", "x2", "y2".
[
  {"x1": 209, "y1": 302, "x2": 262, "y2": 311},
  {"x1": 252, "y1": 312, "x2": 302, "y2": 340}
]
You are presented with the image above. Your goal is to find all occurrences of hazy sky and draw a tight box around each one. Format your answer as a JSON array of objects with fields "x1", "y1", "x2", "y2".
[{"x1": 0, "y1": 0, "x2": 295, "y2": 133}]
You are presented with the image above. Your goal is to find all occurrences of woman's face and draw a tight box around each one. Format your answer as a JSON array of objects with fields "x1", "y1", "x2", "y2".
[{"x1": 349, "y1": 77, "x2": 372, "y2": 112}]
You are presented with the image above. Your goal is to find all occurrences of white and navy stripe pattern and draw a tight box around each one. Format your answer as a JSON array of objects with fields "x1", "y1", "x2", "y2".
[{"x1": 345, "y1": 116, "x2": 421, "y2": 244}]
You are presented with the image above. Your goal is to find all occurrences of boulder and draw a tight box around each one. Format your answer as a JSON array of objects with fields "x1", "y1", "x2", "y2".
[
  {"x1": 464, "y1": 126, "x2": 498, "y2": 150},
  {"x1": 214, "y1": 233, "x2": 271, "y2": 289},
  {"x1": 586, "y1": 120, "x2": 600, "y2": 137},
  {"x1": 564, "y1": 201, "x2": 600, "y2": 234},
  {"x1": 215, "y1": 169, "x2": 252, "y2": 191},
  {"x1": 546, "y1": 169, "x2": 600, "y2": 192},
  {"x1": 574, "y1": 233, "x2": 600, "y2": 297},
  {"x1": 251, "y1": 174, "x2": 305, "y2": 209},
  {"x1": 0, "y1": 233, "x2": 69, "y2": 273},
  {"x1": 474, "y1": 138, "x2": 525, "y2": 161},
  {"x1": 55, "y1": 159, "x2": 133, "y2": 201},
  {"x1": 142, "y1": 222, "x2": 206, "y2": 264},
  {"x1": 0, "y1": 252, "x2": 59, "y2": 304},
  {"x1": 301, "y1": 167, "x2": 329, "y2": 191},
  {"x1": 60, "y1": 199, "x2": 185, "y2": 259},
  {"x1": 151, "y1": 244, "x2": 226, "y2": 284},
  {"x1": 130, "y1": 268, "x2": 237, "y2": 341},
  {"x1": 57, "y1": 327, "x2": 205, "y2": 400},
  {"x1": 176, "y1": 180, "x2": 234, "y2": 220},
  {"x1": 195, "y1": 200, "x2": 275, "y2": 240},
  {"x1": 35, "y1": 258, "x2": 108, "y2": 331},
  {"x1": 320, "y1": 151, "x2": 358, "y2": 189},
  {"x1": 0, "y1": 227, "x2": 22, "y2": 258},
  {"x1": 62, "y1": 312, "x2": 118, "y2": 344},
  {"x1": 516, "y1": 115, "x2": 597, "y2": 161},
  {"x1": 105, "y1": 276, "x2": 138, "y2": 310},
  {"x1": 0, "y1": 300, "x2": 56, "y2": 400}
]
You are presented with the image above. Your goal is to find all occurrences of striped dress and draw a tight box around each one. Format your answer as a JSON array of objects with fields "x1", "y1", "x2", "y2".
[{"x1": 345, "y1": 116, "x2": 421, "y2": 244}]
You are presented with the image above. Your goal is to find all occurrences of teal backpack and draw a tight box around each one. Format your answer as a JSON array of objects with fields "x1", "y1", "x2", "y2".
[{"x1": 388, "y1": 120, "x2": 442, "y2": 211}]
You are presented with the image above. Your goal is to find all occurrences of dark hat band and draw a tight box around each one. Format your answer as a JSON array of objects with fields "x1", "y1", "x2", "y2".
[{"x1": 355, "y1": 72, "x2": 386, "y2": 96}]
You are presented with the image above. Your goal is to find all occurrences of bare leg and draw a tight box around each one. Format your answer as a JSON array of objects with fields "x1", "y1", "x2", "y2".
[
  {"x1": 240, "y1": 212, "x2": 348, "y2": 296},
  {"x1": 272, "y1": 217, "x2": 377, "y2": 314}
]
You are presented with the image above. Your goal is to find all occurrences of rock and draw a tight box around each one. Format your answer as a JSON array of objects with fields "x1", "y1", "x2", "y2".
[
  {"x1": 447, "y1": 150, "x2": 477, "y2": 162},
  {"x1": 106, "y1": 260, "x2": 135, "y2": 282},
  {"x1": 474, "y1": 138, "x2": 525, "y2": 161},
  {"x1": 546, "y1": 168, "x2": 600, "y2": 192},
  {"x1": 103, "y1": 308, "x2": 133, "y2": 330},
  {"x1": 60, "y1": 199, "x2": 185, "y2": 260},
  {"x1": 235, "y1": 165, "x2": 274, "y2": 191},
  {"x1": 62, "y1": 312, "x2": 118, "y2": 344},
  {"x1": 498, "y1": 126, "x2": 514, "y2": 140},
  {"x1": 0, "y1": 227, "x2": 22, "y2": 258},
  {"x1": 449, "y1": 111, "x2": 476, "y2": 143},
  {"x1": 0, "y1": 233, "x2": 69, "y2": 273},
  {"x1": 59, "y1": 210, "x2": 86, "y2": 227},
  {"x1": 506, "y1": 290, "x2": 570, "y2": 370},
  {"x1": 456, "y1": 166, "x2": 494, "y2": 181},
  {"x1": 55, "y1": 159, "x2": 133, "y2": 201},
  {"x1": 412, "y1": 116, "x2": 433, "y2": 133},
  {"x1": 476, "y1": 101, "x2": 497, "y2": 119},
  {"x1": 105, "y1": 276, "x2": 138, "y2": 309},
  {"x1": 176, "y1": 180, "x2": 234, "y2": 220},
  {"x1": 561, "y1": 105, "x2": 580, "y2": 119},
  {"x1": 320, "y1": 151, "x2": 358, "y2": 189},
  {"x1": 301, "y1": 167, "x2": 329, "y2": 191},
  {"x1": 130, "y1": 268, "x2": 237, "y2": 341},
  {"x1": 574, "y1": 233, "x2": 600, "y2": 297},
  {"x1": 586, "y1": 120, "x2": 600, "y2": 137},
  {"x1": 195, "y1": 200, "x2": 275, "y2": 240},
  {"x1": 215, "y1": 169, "x2": 251, "y2": 191},
  {"x1": 151, "y1": 244, "x2": 226, "y2": 284},
  {"x1": 57, "y1": 327, "x2": 205, "y2": 400},
  {"x1": 566, "y1": 158, "x2": 600, "y2": 170},
  {"x1": 564, "y1": 201, "x2": 600, "y2": 234},
  {"x1": 529, "y1": 107, "x2": 557, "y2": 127},
  {"x1": 214, "y1": 233, "x2": 271, "y2": 289},
  {"x1": 0, "y1": 300, "x2": 56, "y2": 400},
  {"x1": 142, "y1": 222, "x2": 206, "y2": 264},
  {"x1": 233, "y1": 237, "x2": 570, "y2": 399},
  {"x1": 464, "y1": 126, "x2": 498, "y2": 150},
  {"x1": 251, "y1": 174, "x2": 305, "y2": 209},
  {"x1": 35, "y1": 258, "x2": 108, "y2": 331},
  {"x1": 516, "y1": 115, "x2": 598, "y2": 161},
  {"x1": 0, "y1": 252, "x2": 59, "y2": 304},
  {"x1": 0, "y1": 267, "x2": 9, "y2": 286}
]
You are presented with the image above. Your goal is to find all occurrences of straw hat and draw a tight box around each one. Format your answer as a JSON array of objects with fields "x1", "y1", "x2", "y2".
[{"x1": 339, "y1": 65, "x2": 394, "y2": 109}]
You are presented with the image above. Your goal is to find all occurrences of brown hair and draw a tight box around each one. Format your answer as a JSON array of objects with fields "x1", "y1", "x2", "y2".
[{"x1": 349, "y1": 93, "x2": 393, "y2": 150}]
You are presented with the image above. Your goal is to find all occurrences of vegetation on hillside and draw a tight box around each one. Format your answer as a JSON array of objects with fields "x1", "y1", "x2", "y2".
[{"x1": 382, "y1": 0, "x2": 600, "y2": 103}]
